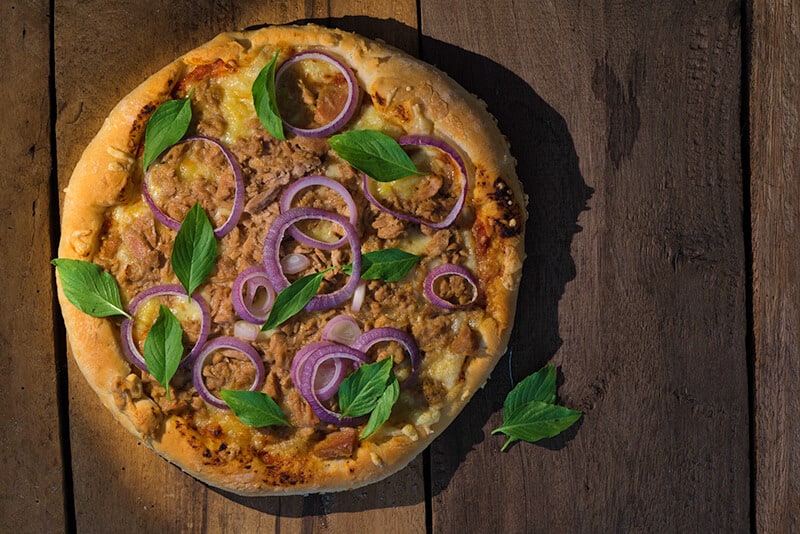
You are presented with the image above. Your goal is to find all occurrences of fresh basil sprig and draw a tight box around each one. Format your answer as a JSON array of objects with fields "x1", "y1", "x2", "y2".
[
  {"x1": 252, "y1": 52, "x2": 286, "y2": 141},
  {"x1": 338, "y1": 357, "x2": 399, "y2": 439},
  {"x1": 143, "y1": 305, "x2": 184, "y2": 400},
  {"x1": 329, "y1": 130, "x2": 420, "y2": 182},
  {"x1": 261, "y1": 269, "x2": 329, "y2": 332},
  {"x1": 492, "y1": 364, "x2": 582, "y2": 451},
  {"x1": 51, "y1": 258, "x2": 131, "y2": 318},
  {"x1": 143, "y1": 91, "x2": 193, "y2": 169},
  {"x1": 342, "y1": 248, "x2": 421, "y2": 282},
  {"x1": 171, "y1": 203, "x2": 217, "y2": 296},
  {"x1": 219, "y1": 389, "x2": 290, "y2": 427}
]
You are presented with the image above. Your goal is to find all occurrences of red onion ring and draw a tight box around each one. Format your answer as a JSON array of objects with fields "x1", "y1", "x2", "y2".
[
  {"x1": 297, "y1": 344, "x2": 370, "y2": 425},
  {"x1": 321, "y1": 315, "x2": 362, "y2": 346},
  {"x1": 290, "y1": 341, "x2": 347, "y2": 402},
  {"x1": 279, "y1": 175, "x2": 358, "y2": 250},
  {"x1": 192, "y1": 336, "x2": 266, "y2": 409},
  {"x1": 231, "y1": 266, "x2": 275, "y2": 324},
  {"x1": 362, "y1": 135, "x2": 468, "y2": 229},
  {"x1": 351, "y1": 280, "x2": 367, "y2": 313},
  {"x1": 262, "y1": 207, "x2": 361, "y2": 312},
  {"x1": 120, "y1": 284, "x2": 210, "y2": 371},
  {"x1": 352, "y1": 327, "x2": 421, "y2": 387},
  {"x1": 280, "y1": 253, "x2": 311, "y2": 275},
  {"x1": 142, "y1": 135, "x2": 245, "y2": 237},
  {"x1": 423, "y1": 263, "x2": 479, "y2": 309},
  {"x1": 275, "y1": 50, "x2": 360, "y2": 137}
]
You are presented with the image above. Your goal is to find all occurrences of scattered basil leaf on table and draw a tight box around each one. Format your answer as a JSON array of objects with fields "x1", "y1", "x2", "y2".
[
  {"x1": 51, "y1": 258, "x2": 131, "y2": 318},
  {"x1": 171, "y1": 203, "x2": 217, "y2": 296},
  {"x1": 360, "y1": 374, "x2": 399, "y2": 440},
  {"x1": 338, "y1": 357, "x2": 395, "y2": 418},
  {"x1": 252, "y1": 52, "x2": 286, "y2": 141},
  {"x1": 220, "y1": 389, "x2": 290, "y2": 427},
  {"x1": 143, "y1": 91, "x2": 194, "y2": 169},
  {"x1": 261, "y1": 269, "x2": 330, "y2": 332},
  {"x1": 342, "y1": 248, "x2": 421, "y2": 282},
  {"x1": 492, "y1": 364, "x2": 582, "y2": 451},
  {"x1": 143, "y1": 305, "x2": 184, "y2": 401},
  {"x1": 329, "y1": 130, "x2": 420, "y2": 182}
]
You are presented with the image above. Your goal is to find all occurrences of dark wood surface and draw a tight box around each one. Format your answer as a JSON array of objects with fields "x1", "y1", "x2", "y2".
[{"x1": 3, "y1": 0, "x2": 795, "y2": 531}]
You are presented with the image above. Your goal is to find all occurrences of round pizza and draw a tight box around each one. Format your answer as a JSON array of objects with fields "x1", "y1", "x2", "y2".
[{"x1": 54, "y1": 24, "x2": 526, "y2": 495}]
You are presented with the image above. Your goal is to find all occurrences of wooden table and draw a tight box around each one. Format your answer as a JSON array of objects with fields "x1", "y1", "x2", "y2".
[{"x1": 2, "y1": 0, "x2": 796, "y2": 531}]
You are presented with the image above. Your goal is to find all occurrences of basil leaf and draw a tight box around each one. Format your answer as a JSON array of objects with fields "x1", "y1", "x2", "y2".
[
  {"x1": 171, "y1": 203, "x2": 217, "y2": 296},
  {"x1": 360, "y1": 374, "x2": 399, "y2": 440},
  {"x1": 329, "y1": 130, "x2": 419, "y2": 182},
  {"x1": 342, "y1": 248, "x2": 421, "y2": 282},
  {"x1": 338, "y1": 357, "x2": 394, "y2": 418},
  {"x1": 143, "y1": 305, "x2": 184, "y2": 401},
  {"x1": 143, "y1": 92, "x2": 193, "y2": 169},
  {"x1": 504, "y1": 364, "x2": 557, "y2": 417},
  {"x1": 219, "y1": 389, "x2": 290, "y2": 427},
  {"x1": 261, "y1": 270, "x2": 328, "y2": 331},
  {"x1": 251, "y1": 52, "x2": 286, "y2": 141},
  {"x1": 51, "y1": 258, "x2": 131, "y2": 318},
  {"x1": 492, "y1": 400, "x2": 582, "y2": 452}
]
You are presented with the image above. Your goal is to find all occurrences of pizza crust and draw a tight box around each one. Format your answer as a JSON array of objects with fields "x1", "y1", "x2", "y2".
[{"x1": 57, "y1": 24, "x2": 526, "y2": 496}]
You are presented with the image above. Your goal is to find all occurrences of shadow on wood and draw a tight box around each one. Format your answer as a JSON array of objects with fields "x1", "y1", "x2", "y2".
[{"x1": 223, "y1": 15, "x2": 592, "y2": 514}]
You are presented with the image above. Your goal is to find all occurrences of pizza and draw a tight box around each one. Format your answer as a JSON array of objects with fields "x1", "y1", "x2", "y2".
[{"x1": 54, "y1": 24, "x2": 526, "y2": 495}]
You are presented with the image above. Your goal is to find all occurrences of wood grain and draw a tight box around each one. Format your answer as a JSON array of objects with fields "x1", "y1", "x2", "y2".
[
  {"x1": 750, "y1": 1, "x2": 800, "y2": 531},
  {"x1": 0, "y1": 1, "x2": 66, "y2": 531},
  {"x1": 54, "y1": 2, "x2": 421, "y2": 532},
  {"x1": 421, "y1": 1, "x2": 749, "y2": 531}
]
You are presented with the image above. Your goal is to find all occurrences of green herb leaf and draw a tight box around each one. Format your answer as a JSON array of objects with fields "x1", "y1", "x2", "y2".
[
  {"x1": 143, "y1": 92, "x2": 193, "y2": 169},
  {"x1": 251, "y1": 52, "x2": 286, "y2": 141},
  {"x1": 328, "y1": 130, "x2": 419, "y2": 182},
  {"x1": 51, "y1": 258, "x2": 131, "y2": 318},
  {"x1": 360, "y1": 374, "x2": 399, "y2": 439},
  {"x1": 504, "y1": 364, "x2": 557, "y2": 417},
  {"x1": 219, "y1": 389, "x2": 290, "y2": 427},
  {"x1": 171, "y1": 203, "x2": 217, "y2": 296},
  {"x1": 338, "y1": 357, "x2": 395, "y2": 418},
  {"x1": 492, "y1": 400, "x2": 582, "y2": 452},
  {"x1": 342, "y1": 248, "x2": 421, "y2": 282},
  {"x1": 261, "y1": 270, "x2": 328, "y2": 331},
  {"x1": 143, "y1": 305, "x2": 184, "y2": 400}
]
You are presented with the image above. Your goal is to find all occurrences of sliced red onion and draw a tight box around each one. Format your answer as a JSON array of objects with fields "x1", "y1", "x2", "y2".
[
  {"x1": 263, "y1": 207, "x2": 361, "y2": 312},
  {"x1": 362, "y1": 135, "x2": 468, "y2": 229},
  {"x1": 192, "y1": 336, "x2": 265, "y2": 409},
  {"x1": 297, "y1": 344, "x2": 370, "y2": 425},
  {"x1": 120, "y1": 284, "x2": 211, "y2": 372},
  {"x1": 233, "y1": 320, "x2": 261, "y2": 342},
  {"x1": 275, "y1": 50, "x2": 360, "y2": 137},
  {"x1": 321, "y1": 315, "x2": 362, "y2": 346},
  {"x1": 280, "y1": 253, "x2": 311, "y2": 275},
  {"x1": 142, "y1": 135, "x2": 244, "y2": 237},
  {"x1": 279, "y1": 176, "x2": 358, "y2": 250},
  {"x1": 232, "y1": 266, "x2": 275, "y2": 324},
  {"x1": 289, "y1": 341, "x2": 349, "y2": 403},
  {"x1": 353, "y1": 327, "x2": 421, "y2": 387},
  {"x1": 424, "y1": 263, "x2": 479, "y2": 309},
  {"x1": 351, "y1": 280, "x2": 367, "y2": 313}
]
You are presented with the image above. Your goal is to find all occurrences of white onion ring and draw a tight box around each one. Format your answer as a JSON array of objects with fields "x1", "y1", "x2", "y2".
[
  {"x1": 362, "y1": 135, "x2": 468, "y2": 229},
  {"x1": 262, "y1": 207, "x2": 361, "y2": 312},
  {"x1": 231, "y1": 266, "x2": 276, "y2": 324},
  {"x1": 280, "y1": 253, "x2": 311, "y2": 275},
  {"x1": 352, "y1": 327, "x2": 421, "y2": 387},
  {"x1": 192, "y1": 337, "x2": 265, "y2": 409},
  {"x1": 142, "y1": 135, "x2": 244, "y2": 237},
  {"x1": 275, "y1": 50, "x2": 360, "y2": 137},
  {"x1": 321, "y1": 315, "x2": 362, "y2": 346},
  {"x1": 120, "y1": 284, "x2": 210, "y2": 371},
  {"x1": 279, "y1": 175, "x2": 358, "y2": 250},
  {"x1": 423, "y1": 263, "x2": 479, "y2": 309}
]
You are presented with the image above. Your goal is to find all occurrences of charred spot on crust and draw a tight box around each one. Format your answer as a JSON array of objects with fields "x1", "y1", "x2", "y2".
[
  {"x1": 487, "y1": 177, "x2": 523, "y2": 237},
  {"x1": 393, "y1": 103, "x2": 409, "y2": 122},
  {"x1": 372, "y1": 91, "x2": 386, "y2": 106},
  {"x1": 129, "y1": 102, "x2": 158, "y2": 154}
]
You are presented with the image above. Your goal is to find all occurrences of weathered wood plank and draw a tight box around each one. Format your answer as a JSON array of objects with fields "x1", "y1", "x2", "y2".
[
  {"x1": 421, "y1": 1, "x2": 749, "y2": 531},
  {"x1": 55, "y1": 2, "x2": 421, "y2": 532},
  {"x1": 0, "y1": 1, "x2": 67, "y2": 531},
  {"x1": 750, "y1": 1, "x2": 800, "y2": 531}
]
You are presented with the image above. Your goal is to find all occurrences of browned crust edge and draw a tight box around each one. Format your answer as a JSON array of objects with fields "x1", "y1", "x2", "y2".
[{"x1": 56, "y1": 24, "x2": 526, "y2": 496}]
